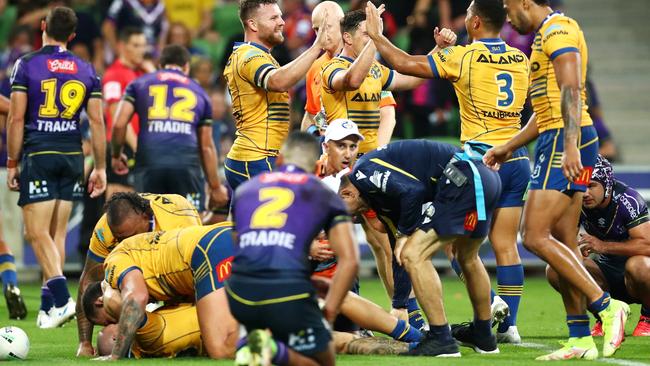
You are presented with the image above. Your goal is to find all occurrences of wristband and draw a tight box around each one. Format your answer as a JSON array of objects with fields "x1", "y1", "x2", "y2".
[
  {"x1": 6, "y1": 158, "x2": 18, "y2": 168},
  {"x1": 306, "y1": 124, "x2": 320, "y2": 136}
]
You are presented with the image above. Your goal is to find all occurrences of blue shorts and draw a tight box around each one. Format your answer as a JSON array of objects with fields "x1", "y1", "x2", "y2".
[
  {"x1": 425, "y1": 160, "x2": 502, "y2": 239},
  {"x1": 18, "y1": 151, "x2": 84, "y2": 206},
  {"x1": 224, "y1": 156, "x2": 277, "y2": 192},
  {"x1": 190, "y1": 225, "x2": 235, "y2": 301},
  {"x1": 529, "y1": 126, "x2": 599, "y2": 192},
  {"x1": 226, "y1": 276, "x2": 331, "y2": 356},
  {"x1": 497, "y1": 147, "x2": 531, "y2": 208}
]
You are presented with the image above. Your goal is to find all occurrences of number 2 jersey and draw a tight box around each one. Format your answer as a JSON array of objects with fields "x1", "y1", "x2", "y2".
[
  {"x1": 231, "y1": 165, "x2": 351, "y2": 280},
  {"x1": 123, "y1": 69, "x2": 212, "y2": 168},
  {"x1": 427, "y1": 39, "x2": 529, "y2": 146},
  {"x1": 10, "y1": 45, "x2": 102, "y2": 153}
]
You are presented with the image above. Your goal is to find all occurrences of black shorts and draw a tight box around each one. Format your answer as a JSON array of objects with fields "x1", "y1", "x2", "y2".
[
  {"x1": 106, "y1": 145, "x2": 135, "y2": 187},
  {"x1": 18, "y1": 152, "x2": 84, "y2": 206},
  {"x1": 226, "y1": 275, "x2": 331, "y2": 356},
  {"x1": 424, "y1": 160, "x2": 501, "y2": 239},
  {"x1": 594, "y1": 256, "x2": 638, "y2": 304},
  {"x1": 134, "y1": 167, "x2": 204, "y2": 210}
]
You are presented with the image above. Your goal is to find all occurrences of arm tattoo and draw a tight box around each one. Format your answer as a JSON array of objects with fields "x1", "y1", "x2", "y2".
[
  {"x1": 111, "y1": 298, "x2": 144, "y2": 358},
  {"x1": 77, "y1": 260, "x2": 104, "y2": 342},
  {"x1": 345, "y1": 337, "x2": 409, "y2": 355},
  {"x1": 560, "y1": 86, "x2": 581, "y2": 144}
]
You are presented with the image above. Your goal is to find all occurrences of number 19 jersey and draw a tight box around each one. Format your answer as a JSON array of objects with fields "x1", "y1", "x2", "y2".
[
  {"x1": 427, "y1": 39, "x2": 529, "y2": 146},
  {"x1": 10, "y1": 45, "x2": 102, "y2": 153}
]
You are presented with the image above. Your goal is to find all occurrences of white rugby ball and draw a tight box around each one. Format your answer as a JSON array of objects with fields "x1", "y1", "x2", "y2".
[{"x1": 0, "y1": 326, "x2": 29, "y2": 360}]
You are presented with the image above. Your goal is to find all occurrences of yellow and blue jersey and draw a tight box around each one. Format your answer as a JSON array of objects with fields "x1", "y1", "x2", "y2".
[
  {"x1": 427, "y1": 39, "x2": 529, "y2": 145},
  {"x1": 530, "y1": 11, "x2": 592, "y2": 132},
  {"x1": 88, "y1": 193, "x2": 201, "y2": 263},
  {"x1": 321, "y1": 56, "x2": 394, "y2": 153},
  {"x1": 104, "y1": 223, "x2": 233, "y2": 302},
  {"x1": 224, "y1": 42, "x2": 290, "y2": 161},
  {"x1": 132, "y1": 303, "x2": 203, "y2": 358}
]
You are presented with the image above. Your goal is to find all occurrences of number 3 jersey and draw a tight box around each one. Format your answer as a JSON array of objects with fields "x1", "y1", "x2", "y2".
[
  {"x1": 231, "y1": 165, "x2": 351, "y2": 280},
  {"x1": 10, "y1": 45, "x2": 102, "y2": 153},
  {"x1": 123, "y1": 69, "x2": 212, "y2": 168},
  {"x1": 427, "y1": 39, "x2": 529, "y2": 146}
]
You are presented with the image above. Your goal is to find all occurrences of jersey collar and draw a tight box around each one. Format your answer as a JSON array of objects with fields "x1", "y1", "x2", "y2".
[
  {"x1": 535, "y1": 10, "x2": 562, "y2": 33},
  {"x1": 336, "y1": 54, "x2": 355, "y2": 63},
  {"x1": 278, "y1": 164, "x2": 306, "y2": 174},
  {"x1": 475, "y1": 38, "x2": 505, "y2": 44},
  {"x1": 41, "y1": 45, "x2": 67, "y2": 54},
  {"x1": 234, "y1": 41, "x2": 270, "y2": 53}
]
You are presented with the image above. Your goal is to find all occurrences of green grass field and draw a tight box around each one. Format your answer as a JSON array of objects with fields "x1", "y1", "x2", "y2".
[{"x1": 0, "y1": 277, "x2": 648, "y2": 365}]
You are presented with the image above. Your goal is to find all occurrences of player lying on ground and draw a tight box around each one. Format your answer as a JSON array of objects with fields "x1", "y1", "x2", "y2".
[
  {"x1": 97, "y1": 224, "x2": 239, "y2": 360},
  {"x1": 76, "y1": 192, "x2": 201, "y2": 357},
  {"x1": 547, "y1": 155, "x2": 650, "y2": 337},
  {"x1": 83, "y1": 282, "x2": 203, "y2": 358}
]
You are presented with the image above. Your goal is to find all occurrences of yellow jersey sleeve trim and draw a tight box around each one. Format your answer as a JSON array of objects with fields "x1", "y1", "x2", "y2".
[
  {"x1": 369, "y1": 158, "x2": 419, "y2": 181},
  {"x1": 226, "y1": 285, "x2": 310, "y2": 306}
]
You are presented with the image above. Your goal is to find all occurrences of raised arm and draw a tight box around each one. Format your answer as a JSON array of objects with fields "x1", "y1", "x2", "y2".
[{"x1": 328, "y1": 41, "x2": 377, "y2": 91}]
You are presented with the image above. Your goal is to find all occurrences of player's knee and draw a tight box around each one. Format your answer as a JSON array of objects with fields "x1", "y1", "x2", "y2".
[
  {"x1": 400, "y1": 246, "x2": 422, "y2": 270},
  {"x1": 545, "y1": 264, "x2": 560, "y2": 290},
  {"x1": 23, "y1": 226, "x2": 47, "y2": 244},
  {"x1": 624, "y1": 256, "x2": 650, "y2": 284},
  {"x1": 521, "y1": 229, "x2": 543, "y2": 254}
]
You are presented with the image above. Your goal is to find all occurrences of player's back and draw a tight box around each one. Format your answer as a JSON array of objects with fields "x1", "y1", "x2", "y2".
[
  {"x1": 125, "y1": 69, "x2": 211, "y2": 168},
  {"x1": 232, "y1": 165, "x2": 348, "y2": 280},
  {"x1": 223, "y1": 42, "x2": 290, "y2": 161},
  {"x1": 105, "y1": 223, "x2": 233, "y2": 301},
  {"x1": 429, "y1": 40, "x2": 529, "y2": 145},
  {"x1": 88, "y1": 193, "x2": 201, "y2": 262},
  {"x1": 132, "y1": 303, "x2": 202, "y2": 358},
  {"x1": 11, "y1": 45, "x2": 101, "y2": 152},
  {"x1": 530, "y1": 12, "x2": 592, "y2": 132}
]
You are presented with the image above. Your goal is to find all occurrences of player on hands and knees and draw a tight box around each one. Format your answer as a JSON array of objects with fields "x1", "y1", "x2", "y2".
[
  {"x1": 482, "y1": 0, "x2": 630, "y2": 360},
  {"x1": 339, "y1": 139, "x2": 503, "y2": 356},
  {"x1": 75, "y1": 192, "x2": 201, "y2": 357},
  {"x1": 228, "y1": 132, "x2": 359, "y2": 366},
  {"x1": 6, "y1": 6, "x2": 106, "y2": 329},
  {"x1": 547, "y1": 155, "x2": 650, "y2": 337}
]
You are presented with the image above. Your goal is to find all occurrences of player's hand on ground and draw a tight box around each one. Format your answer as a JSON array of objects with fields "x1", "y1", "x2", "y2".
[
  {"x1": 309, "y1": 239, "x2": 335, "y2": 262},
  {"x1": 578, "y1": 233, "x2": 605, "y2": 255},
  {"x1": 365, "y1": 2, "x2": 385, "y2": 40},
  {"x1": 561, "y1": 145, "x2": 583, "y2": 182},
  {"x1": 76, "y1": 342, "x2": 95, "y2": 357},
  {"x1": 483, "y1": 145, "x2": 511, "y2": 171},
  {"x1": 6, "y1": 167, "x2": 19, "y2": 191},
  {"x1": 111, "y1": 153, "x2": 129, "y2": 175},
  {"x1": 87, "y1": 168, "x2": 107, "y2": 198},
  {"x1": 208, "y1": 185, "x2": 229, "y2": 211},
  {"x1": 434, "y1": 27, "x2": 457, "y2": 48}
]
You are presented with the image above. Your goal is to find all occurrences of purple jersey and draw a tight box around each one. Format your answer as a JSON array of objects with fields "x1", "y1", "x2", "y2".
[
  {"x1": 232, "y1": 165, "x2": 350, "y2": 280},
  {"x1": 10, "y1": 45, "x2": 102, "y2": 153},
  {"x1": 581, "y1": 181, "x2": 649, "y2": 261},
  {"x1": 123, "y1": 69, "x2": 212, "y2": 168}
]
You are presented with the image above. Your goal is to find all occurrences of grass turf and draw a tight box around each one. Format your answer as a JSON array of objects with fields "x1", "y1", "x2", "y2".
[{"x1": 0, "y1": 277, "x2": 648, "y2": 365}]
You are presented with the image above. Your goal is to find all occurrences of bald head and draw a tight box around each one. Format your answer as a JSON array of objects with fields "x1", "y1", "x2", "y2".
[{"x1": 312, "y1": 1, "x2": 344, "y2": 26}]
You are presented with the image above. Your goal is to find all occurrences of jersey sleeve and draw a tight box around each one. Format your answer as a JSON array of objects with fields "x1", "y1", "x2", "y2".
[
  {"x1": 541, "y1": 20, "x2": 581, "y2": 60},
  {"x1": 305, "y1": 63, "x2": 322, "y2": 115},
  {"x1": 379, "y1": 90, "x2": 396, "y2": 108},
  {"x1": 321, "y1": 59, "x2": 347, "y2": 93},
  {"x1": 620, "y1": 189, "x2": 650, "y2": 230},
  {"x1": 104, "y1": 249, "x2": 141, "y2": 290},
  {"x1": 240, "y1": 49, "x2": 277, "y2": 91},
  {"x1": 322, "y1": 187, "x2": 352, "y2": 232},
  {"x1": 9, "y1": 57, "x2": 28, "y2": 92},
  {"x1": 379, "y1": 64, "x2": 394, "y2": 90},
  {"x1": 87, "y1": 215, "x2": 114, "y2": 263},
  {"x1": 427, "y1": 45, "x2": 463, "y2": 80},
  {"x1": 122, "y1": 80, "x2": 137, "y2": 105},
  {"x1": 198, "y1": 91, "x2": 213, "y2": 127},
  {"x1": 89, "y1": 67, "x2": 102, "y2": 99}
]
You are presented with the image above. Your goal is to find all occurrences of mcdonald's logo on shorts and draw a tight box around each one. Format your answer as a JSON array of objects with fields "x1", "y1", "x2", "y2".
[
  {"x1": 464, "y1": 211, "x2": 478, "y2": 231},
  {"x1": 573, "y1": 166, "x2": 593, "y2": 186},
  {"x1": 217, "y1": 256, "x2": 234, "y2": 282}
]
